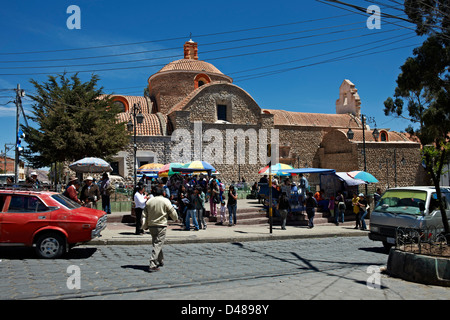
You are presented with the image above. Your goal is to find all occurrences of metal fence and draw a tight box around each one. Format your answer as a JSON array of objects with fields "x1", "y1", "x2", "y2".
[{"x1": 395, "y1": 226, "x2": 450, "y2": 257}]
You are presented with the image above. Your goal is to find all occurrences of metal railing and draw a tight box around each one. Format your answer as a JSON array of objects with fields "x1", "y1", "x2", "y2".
[{"x1": 395, "y1": 226, "x2": 450, "y2": 257}]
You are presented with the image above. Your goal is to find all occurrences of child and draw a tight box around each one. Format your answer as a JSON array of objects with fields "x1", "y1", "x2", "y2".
[{"x1": 219, "y1": 200, "x2": 227, "y2": 225}]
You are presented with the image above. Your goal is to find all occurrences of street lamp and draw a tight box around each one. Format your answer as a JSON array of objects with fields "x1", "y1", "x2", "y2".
[
  {"x1": 126, "y1": 102, "x2": 144, "y2": 190},
  {"x1": 347, "y1": 114, "x2": 379, "y2": 195}
]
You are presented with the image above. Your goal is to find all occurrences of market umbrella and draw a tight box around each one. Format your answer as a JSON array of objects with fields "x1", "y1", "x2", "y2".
[
  {"x1": 172, "y1": 161, "x2": 216, "y2": 174},
  {"x1": 335, "y1": 172, "x2": 367, "y2": 186},
  {"x1": 158, "y1": 162, "x2": 184, "y2": 177},
  {"x1": 137, "y1": 163, "x2": 164, "y2": 175},
  {"x1": 258, "y1": 163, "x2": 293, "y2": 176},
  {"x1": 69, "y1": 157, "x2": 112, "y2": 173},
  {"x1": 347, "y1": 171, "x2": 379, "y2": 183}
]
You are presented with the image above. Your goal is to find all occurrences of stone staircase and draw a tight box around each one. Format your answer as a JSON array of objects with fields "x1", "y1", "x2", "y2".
[
  {"x1": 113, "y1": 201, "x2": 362, "y2": 227},
  {"x1": 205, "y1": 207, "x2": 267, "y2": 225}
]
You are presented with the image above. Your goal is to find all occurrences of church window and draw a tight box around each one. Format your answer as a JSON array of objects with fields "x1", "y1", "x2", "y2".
[
  {"x1": 113, "y1": 100, "x2": 126, "y2": 112},
  {"x1": 217, "y1": 104, "x2": 227, "y2": 121},
  {"x1": 380, "y1": 131, "x2": 388, "y2": 141},
  {"x1": 194, "y1": 73, "x2": 211, "y2": 89}
]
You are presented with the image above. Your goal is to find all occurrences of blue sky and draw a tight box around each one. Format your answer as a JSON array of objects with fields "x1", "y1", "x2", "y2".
[{"x1": 0, "y1": 0, "x2": 422, "y2": 166}]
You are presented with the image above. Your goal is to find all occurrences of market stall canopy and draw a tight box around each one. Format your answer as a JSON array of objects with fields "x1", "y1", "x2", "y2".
[
  {"x1": 283, "y1": 168, "x2": 336, "y2": 175},
  {"x1": 69, "y1": 157, "x2": 112, "y2": 173},
  {"x1": 335, "y1": 172, "x2": 367, "y2": 186}
]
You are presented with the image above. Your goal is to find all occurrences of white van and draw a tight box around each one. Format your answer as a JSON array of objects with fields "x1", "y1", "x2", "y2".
[{"x1": 369, "y1": 186, "x2": 450, "y2": 250}]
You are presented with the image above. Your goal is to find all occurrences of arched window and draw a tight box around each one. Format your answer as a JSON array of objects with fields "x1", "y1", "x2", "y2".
[
  {"x1": 194, "y1": 73, "x2": 211, "y2": 89},
  {"x1": 113, "y1": 100, "x2": 126, "y2": 112},
  {"x1": 110, "y1": 96, "x2": 129, "y2": 112},
  {"x1": 380, "y1": 131, "x2": 388, "y2": 142}
]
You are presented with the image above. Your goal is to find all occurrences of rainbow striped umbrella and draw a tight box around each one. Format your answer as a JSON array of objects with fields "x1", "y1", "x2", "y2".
[
  {"x1": 258, "y1": 163, "x2": 293, "y2": 176},
  {"x1": 158, "y1": 162, "x2": 184, "y2": 177},
  {"x1": 172, "y1": 161, "x2": 216, "y2": 174},
  {"x1": 137, "y1": 163, "x2": 164, "y2": 175}
]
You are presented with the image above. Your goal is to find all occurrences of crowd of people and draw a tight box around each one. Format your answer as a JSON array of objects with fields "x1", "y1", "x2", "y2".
[
  {"x1": 62, "y1": 173, "x2": 113, "y2": 214},
  {"x1": 256, "y1": 173, "x2": 381, "y2": 230},
  {"x1": 132, "y1": 173, "x2": 240, "y2": 234}
]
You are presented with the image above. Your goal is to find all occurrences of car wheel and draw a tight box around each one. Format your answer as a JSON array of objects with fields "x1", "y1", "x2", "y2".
[{"x1": 35, "y1": 233, "x2": 66, "y2": 259}]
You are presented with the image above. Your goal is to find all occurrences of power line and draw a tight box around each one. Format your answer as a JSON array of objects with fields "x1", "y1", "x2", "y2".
[
  {"x1": 234, "y1": 42, "x2": 419, "y2": 82},
  {"x1": 0, "y1": 20, "x2": 366, "y2": 64},
  {"x1": 229, "y1": 33, "x2": 414, "y2": 76},
  {"x1": 0, "y1": 23, "x2": 371, "y2": 69},
  {"x1": 0, "y1": 25, "x2": 411, "y2": 76},
  {"x1": 0, "y1": 13, "x2": 354, "y2": 56}
]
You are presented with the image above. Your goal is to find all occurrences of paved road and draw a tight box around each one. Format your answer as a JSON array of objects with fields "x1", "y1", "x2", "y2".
[{"x1": 0, "y1": 236, "x2": 449, "y2": 301}]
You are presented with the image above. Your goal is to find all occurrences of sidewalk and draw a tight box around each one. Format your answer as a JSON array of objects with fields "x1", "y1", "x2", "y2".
[{"x1": 90, "y1": 211, "x2": 370, "y2": 245}]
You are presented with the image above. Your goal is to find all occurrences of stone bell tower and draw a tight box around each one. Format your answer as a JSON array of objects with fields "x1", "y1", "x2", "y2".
[{"x1": 335, "y1": 79, "x2": 361, "y2": 117}]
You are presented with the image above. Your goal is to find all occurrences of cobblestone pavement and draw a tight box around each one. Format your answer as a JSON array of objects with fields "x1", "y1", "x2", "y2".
[{"x1": 0, "y1": 236, "x2": 449, "y2": 300}]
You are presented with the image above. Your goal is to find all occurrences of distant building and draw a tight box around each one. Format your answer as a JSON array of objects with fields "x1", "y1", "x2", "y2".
[{"x1": 1, "y1": 156, "x2": 25, "y2": 180}]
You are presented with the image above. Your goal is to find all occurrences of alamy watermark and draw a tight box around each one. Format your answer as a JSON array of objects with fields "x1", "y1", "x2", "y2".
[
  {"x1": 367, "y1": 5, "x2": 381, "y2": 29},
  {"x1": 366, "y1": 265, "x2": 382, "y2": 289},
  {"x1": 170, "y1": 121, "x2": 279, "y2": 165},
  {"x1": 67, "y1": 265, "x2": 81, "y2": 290},
  {"x1": 67, "y1": 5, "x2": 81, "y2": 30}
]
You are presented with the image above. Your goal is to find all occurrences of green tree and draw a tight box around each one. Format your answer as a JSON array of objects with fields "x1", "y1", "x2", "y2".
[
  {"x1": 23, "y1": 73, "x2": 129, "y2": 168},
  {"x1": 384, "y1": 0, "x2": 450, "y2": 235}
]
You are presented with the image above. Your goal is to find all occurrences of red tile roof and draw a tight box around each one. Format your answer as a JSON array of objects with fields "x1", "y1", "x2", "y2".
[
  {"x1": 158, "y1": 59, "x2": 225, "y2": 75},
  {"x1": 262, "y1": 109, "x2": 361, "y2": 128},
  {"x1": 334, "y1": 128, "x2": 417, "y2": 143},
  {"x1": 117, "y1": 112, "x2": 163, "y2": 136}
]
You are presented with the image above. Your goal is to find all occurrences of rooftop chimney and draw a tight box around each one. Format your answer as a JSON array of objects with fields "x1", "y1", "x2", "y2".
[{"x1": 184, "y1": 40, "x2": 198, "y2": 60}]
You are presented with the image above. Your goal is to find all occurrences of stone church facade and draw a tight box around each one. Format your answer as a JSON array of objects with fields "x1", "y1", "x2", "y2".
[{"x1": 110, "y1": 40, "x2": 428, "y2": 189}]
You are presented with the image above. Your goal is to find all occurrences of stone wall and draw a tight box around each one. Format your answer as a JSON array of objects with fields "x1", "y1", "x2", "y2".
[{"x1": 149, "y1": 72, "x2": 231, "y2": 115}]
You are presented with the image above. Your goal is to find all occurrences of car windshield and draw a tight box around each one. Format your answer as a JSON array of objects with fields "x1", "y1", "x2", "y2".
[
  {"x1": 374, "y1": 189, "x2": 427, "y2": 215},
  {"x1": 51, "y1": 193, "x2": 82, "y2": 209}
]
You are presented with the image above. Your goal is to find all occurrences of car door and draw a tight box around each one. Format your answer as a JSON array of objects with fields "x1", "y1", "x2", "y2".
[
  {"x1": 0, "y1": 194, "x2": 6, "y2": 242},
  {"x1": 0, "y1": 194, "x2": 50, "y2": 244},
  {"x1": 425, "y1": 191, "x2": 450, "y2": 230}
]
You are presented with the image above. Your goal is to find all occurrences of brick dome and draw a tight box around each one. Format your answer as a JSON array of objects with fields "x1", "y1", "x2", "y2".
[
  {"x1": 147, "y1": 40, "x2": 232, "y2": 115},
  {"x1": 158, "y1": 58, "x2": 225, "y2": 76}
]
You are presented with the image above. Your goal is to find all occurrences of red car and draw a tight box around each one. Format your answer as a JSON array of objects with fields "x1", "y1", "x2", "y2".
[{"x1": 0, "y1": 188, "x2": 107, "y2": 258}]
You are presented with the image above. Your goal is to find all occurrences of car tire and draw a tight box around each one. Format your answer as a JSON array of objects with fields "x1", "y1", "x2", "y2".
[{"x1": 35, "y1": 233, "x2": 66, "y2": 259}]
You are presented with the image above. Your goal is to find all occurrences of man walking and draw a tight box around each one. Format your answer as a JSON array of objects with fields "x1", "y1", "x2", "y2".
[{"x1": 142, "y1": 187, "x2": 179, "y2": 272}]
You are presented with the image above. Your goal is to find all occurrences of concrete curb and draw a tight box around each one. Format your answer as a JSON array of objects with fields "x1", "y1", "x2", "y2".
[
  {"x1": 89, "y1": 227, "x2": 368, "y2": 246},
  {"x1": 387, "y1": 249, "x2": 450, "y2": 287}
]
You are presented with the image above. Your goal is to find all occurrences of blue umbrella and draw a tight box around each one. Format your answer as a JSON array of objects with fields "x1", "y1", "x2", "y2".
[{"x1": 347, "y1": 171, "x2": 378, "y2": 183}]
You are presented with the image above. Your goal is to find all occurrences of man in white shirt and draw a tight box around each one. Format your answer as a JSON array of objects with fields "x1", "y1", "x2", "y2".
[{"x1": 134, "y1": 184, "x2": 147, "y2": 235}]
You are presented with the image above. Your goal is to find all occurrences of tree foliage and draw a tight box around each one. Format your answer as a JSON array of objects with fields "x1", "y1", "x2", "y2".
[
  {"x1": 23, "y1": 73, "x2": 129, "y2": 168},
  {"x1": 384, "y1": 0, "x2": 450, "y2": 234}
]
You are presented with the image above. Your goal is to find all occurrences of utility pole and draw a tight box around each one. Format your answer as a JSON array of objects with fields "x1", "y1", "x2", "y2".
[{"x1": 14, "y1": 84, "x2": 25, "y2": 184}]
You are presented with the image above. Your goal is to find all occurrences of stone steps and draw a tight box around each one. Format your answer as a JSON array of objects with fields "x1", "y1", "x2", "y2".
[{"x1": 114, "y1": 206, "x2": 363, "y2": 227}]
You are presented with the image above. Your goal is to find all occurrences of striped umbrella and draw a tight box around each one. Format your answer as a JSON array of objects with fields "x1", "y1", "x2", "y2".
[
  {"x1": 258, "y1": 163, "x2": 293, "y2": 176},
  {"x1": 69, "y1": 157, "x2": 112, "y2": 173},
  {"x1": 158, "y1": 162, "x2": 184, "y2": 177},
  {"x1": 137, "y1": 163, "x2": 164, "y2": 175},
  {"x1": 172, "y1": 161, "x2": 216, "y2": 174}
]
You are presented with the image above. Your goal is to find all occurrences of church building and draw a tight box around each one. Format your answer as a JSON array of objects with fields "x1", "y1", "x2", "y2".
[{"x1": 108, "y1": 40, "x2": 427, "y2": 189}]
